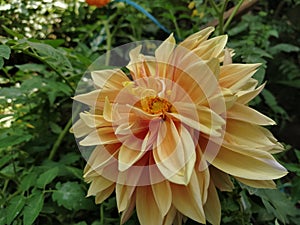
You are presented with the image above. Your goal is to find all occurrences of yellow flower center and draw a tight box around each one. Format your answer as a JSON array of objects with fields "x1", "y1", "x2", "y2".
[{"x1": 141, "y1": 96, "x2": 172, "y2": 118}]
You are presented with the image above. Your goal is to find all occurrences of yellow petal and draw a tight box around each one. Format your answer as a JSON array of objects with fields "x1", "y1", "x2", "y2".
[
  {"x1": 120, "y1": 191, "x2": 136, "y2": 224},
  {"x1": 95, "y1": 184, "x2": 115, "y2": 204},
  {"x1": 179, "y1": 27, "x2": 215, "y2": 50},
  {"x1": 116, "y1": 184, "x2": 135, "y2": 212},
  {"x1": 155, "y1": 33, "x2": 176, "y2": 66},
  {"x1": 203, "y1": 180, "x2": 221, "y2": 225},
  {"x1": 103, "y1": 96, "x2": 113, "y2": 122},
  {"x1": 87, "y1": 175, "x2": 114, "y2": 196},
  {"x1": 153, "y1": 119, "x2": 196, "y2": 185},
  {"x1": 73, "y1": 89, "x2": 100, "y2": 106},
  {"x1": 171, "y1": 171, "x2": 206, "y2": 224},
  {"x1": 151, "y1": 180, "x2": 172, "y2": 216},
  {"x1": 70, "y1": 118, "x2": 93, "y2": 138},
  {"x1": 136, "y1": 186, "x2": 163, "y2": 225},
  {"x1": 228, "y1": 103, "x2": 276, "y2": 125},
  {"x1": 236, "y1": 82, "x2": 265, "y2": 104},
  {"x1": 91, "y1": 69, "x2": 128, "y2": 89},
  {"x1": 79, "y1": 112, "x2": 110, "y2": 128},
  {"x1": 79, "y1": 127, "x2": 118, "y2": 146},
  {"x1": 211, "y1": 145, "x2": 288, "y2": 180},
  {"x1": 235, "y1": 177, "x2": 276, "y2": 189},
  {"x1": 219, "y1": 63, "x2": 260, "y2": 89},
  {"x1": 162, "y1": 206, "x2": 177, "y2": 225},
  {"x1": 118, "y1": 144, "x2": 145, "y2": 172}
]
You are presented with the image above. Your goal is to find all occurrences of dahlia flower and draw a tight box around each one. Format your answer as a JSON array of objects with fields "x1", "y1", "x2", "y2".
[{"x1": 71, "y1": 27, "x2": 287, "y2": 225}]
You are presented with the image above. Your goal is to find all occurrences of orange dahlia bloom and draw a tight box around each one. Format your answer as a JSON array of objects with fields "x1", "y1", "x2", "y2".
[
  {"x1": 71, "y1": 27, "x2": 287, "y2": 225},
  {"x1": 86, "y1": 0, "x2": 110, "y2": 8}
]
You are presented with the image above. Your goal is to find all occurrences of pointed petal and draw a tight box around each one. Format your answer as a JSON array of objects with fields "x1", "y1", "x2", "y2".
[
  {"x1": 151, "y1": 180, "x2": 172, "y2": 216},
  {"x1": 163, "y1": 206, "x2": 177, "y2": 225},
  {"x1": 95, "y1": 184, "x2": 115, "y2": 204},
  {"x1": 120, "y1": 191, "x2": 136, "y2": 224},
  {"x1": 203, "y1": 180, "x2": 221, "y2": 225},
  {"x1": 228, "y1": 103, "x2": 276, "y2": 125},
  {"x1": 73, "y1": 89, "x2": 100, "y2": 106},
  {"x1": 153, "y1": 119, "x2": 196, "y2": 185},
  {"x1": 179, "y1": 27, "x2": 215, "y2": 50},
  {"x1": 91, "y1": 69, "x2": 128, "y2": 89},
  {"x1": 235, "y1": 177, "x2": 276, "y2": 189},
  {"x1": 136, "y1": 186, "x2": 163, "y2": 225},
  {"x1": 116, "y1": 184, "x2": 136, "y2": 212},
  {"x1": 171, "y1": 171, "x2": 206, "y2": 224},
  {"x1": 70, "y1": 118, "x2": 93, "y2": 138},
  {"x1": 118, "y1": 144, "x2": 145, "y2": 171},
  {"x1": 236, "y1": 82, "x2": 265, "y2": 104},
  {"x1": 87, "y1": 176, "x2": 114, "y2": 196},
  {"x1": 211, "y1": 144, "x2": 288, "y2": 180},
  {"x1": 79, "y1": 112, "x2": 111, "y2": 128},
  {"x1": 79, "y1": 127, "x2": 118, "y2": 146},
  {"x1": 155, "y1": 33, "x2": 176, "y2": 65}
]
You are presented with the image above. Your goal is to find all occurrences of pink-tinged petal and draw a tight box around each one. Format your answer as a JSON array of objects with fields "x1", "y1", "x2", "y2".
[
  {"x1": 79, "y1": 112, "x2": 111, "y2": 128},
  {"x1": 169, "y1": 104, "x2": 225, "y2": 136},
  {"x1": 153, "y1": 119, "x2": 196, "y2": 185},
  {"x1": 171, "y1": 171, "x2": 206, "y2": 224},
  {"x1": 203, "y1": 180, "x2": 221, "y2": 225},
  {"x1": 236, "y1": 82, "x2": 265, "y2": 104},
  {"x1": 87, "y1": 176, "x2": 114, "y2": 196},
  {"x1": 95, "y1": 184, "x2": 115, "y2": 204},
  {"x1": 219, "y1": 63, "x2": 260, "y2": 89},
  {"x1": 151, "y1": 180, "x2": 172, "y2": 216},
  {"x1": 91, "y1": 69, "x2": 128, "y2": 89},
  {"x1": 210, "y1": 166, "x2": 234, "y2": 192},
  {"x1": 179, "y1": 27, "x2": 215, "y2": 50},
  {"x1": 136, "y1": 186, "x2": 163, "y2": 225},
  {"x1": 118, "y1": 144, "x2": 145, "y2": 172},
  {"x1": 79, "y1": 127, "x2": 118, "y2": 146},
  {"x1": 235, "y1": 177, "x2": 276, "y2": 189},
  {"x1": 84, "y1": 144, "x2": 120, "y2": 178},
  {"x1": 120, "y1": 191, "x2": 136, "y2": 224},
  {"x1": 228, "y1": 103, "x2": 276, "y2": 125},
  {"x1": 162, "y1": 206, "x2": 177, "y2": 225},
  {"x1": 116, "y1": 184, "x2": 136, "y2": 212},
  {"x1": 70, "y1": 118, "x2": 93, "y2": 138},
  {"x1": 211, "y1": 145, "x2": 288, "y2": 180}
]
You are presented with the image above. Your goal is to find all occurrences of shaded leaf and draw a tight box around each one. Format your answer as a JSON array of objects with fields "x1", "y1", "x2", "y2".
[
  {"x1": 37, "y1": 167, "x2": 59, "y2": 188},
  {"x1": 23, "y1": 191, "x2": 44, "y2": 225},
  {"x1": 6, "y1": 195, "x2": 26, "y2": 224}
]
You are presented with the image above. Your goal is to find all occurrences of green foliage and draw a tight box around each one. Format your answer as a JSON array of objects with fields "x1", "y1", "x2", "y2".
[{"x1": 0, "y1": 0, "x2": 299, "y2": 224}]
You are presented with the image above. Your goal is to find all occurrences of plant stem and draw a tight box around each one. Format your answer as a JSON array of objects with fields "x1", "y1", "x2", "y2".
[
  {"x1": 208, "y1": 0, "x2": 220, "y2": 14},
  {"x1": 219, "y1": 0, "x2": 230, "y2": 34},
  {"x1": 223, "y1": 0, "x2": 245, "y2": 32},
  {"x1": 48, "y1": 116, "x2": 73, "y2": 160},
  {"x1": 104, "y1": 20, "x2": 112, "y2": 66}
]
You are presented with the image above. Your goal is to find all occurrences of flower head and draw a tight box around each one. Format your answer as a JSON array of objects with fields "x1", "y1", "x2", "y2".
[
  {"x1": 71, "y1": 27, "x2": 287, "y2": 225},
  {"x1": 86, "y1": 0, "x2": 110, "y2": 8}
]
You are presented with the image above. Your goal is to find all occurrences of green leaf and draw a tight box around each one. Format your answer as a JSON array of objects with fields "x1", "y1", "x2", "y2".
[
  {"x1": 1, "y1": 25, "x2": 24, "y2": 39},
  {"x1": 270, "y1": 43, "x2": 300, "y2": 55},
  {"x1": 0, "y1": 134, "x2": 33, "y2": 149},
  {"x1": 52, "y1": 182, "x2": 93, "y2": 210},
  {"x1": 276, "y1": 80, "x2": 300, "y2": 89},
  {"x1": 23, "y1": 191, "x2": 44, "y2": 225},
  {"x1": 49, "y1": 122, "x2": 62, "y2": 134},
  {"x1": 0, "y1": 45, "x2": 11, "y2": 59},
  {"x1": 36, "y1": 167, "x2": 59, "y2": 188},
  {"x1": 0, "y1": 57, "x2": 3, "y2": 69},
  {"x1": 20, "y1": 173, "x2": 38, "y2": 191},
  {"x1": 6, "y1": 195, "x2": 26, "y2": 224}
]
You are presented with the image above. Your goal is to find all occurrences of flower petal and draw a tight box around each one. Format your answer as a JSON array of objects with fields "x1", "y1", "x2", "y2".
[
  {"x1": 70, "y1": 118, "x2": 93, "y2": 138},
  {"x1": 87, "y1": 175, "x2": 114, "y2": 197},
  {"x1": 210, "y1": 166, "x2": 234, "y2": 192},
  {"x1": 203, "y1": 180, "x2": 221, "y2": 225},
  {"x1": 136, "y1": 186, "x2": 163, "y2": 225},
  {"x1": 151, "y1": 180, "x2": 172, "y2": 216},
  {"x1": 235, "y1": 177, "x2": 276, "y2": 189},
  {"x1": 91, "y1": 69, "x2": 128, "y2": 89},
  {"x1": 79, "y1": 127, "x2": 118, "y2": 146},
  {"x1": 95, "y1": 184, "x2": 115, "y2": 204},
  {"x1": 116, "y1": 184, "x2": 136, "y2": 212},
  {"x1": 211, "y1": 144, "x2": 288, "y2": 180},
  {"x1": 179, "y1": 27, "x2": 215, "y2": 50},
  {"x1": 153, "y1": 119, "x2": 196, "y2": 185},
  {"x1": 228, "y1": 103, "x2": 276, "y2": 125},
  {"x1": 171, "y1": 171, "x2": 206, "y2": 224}
]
